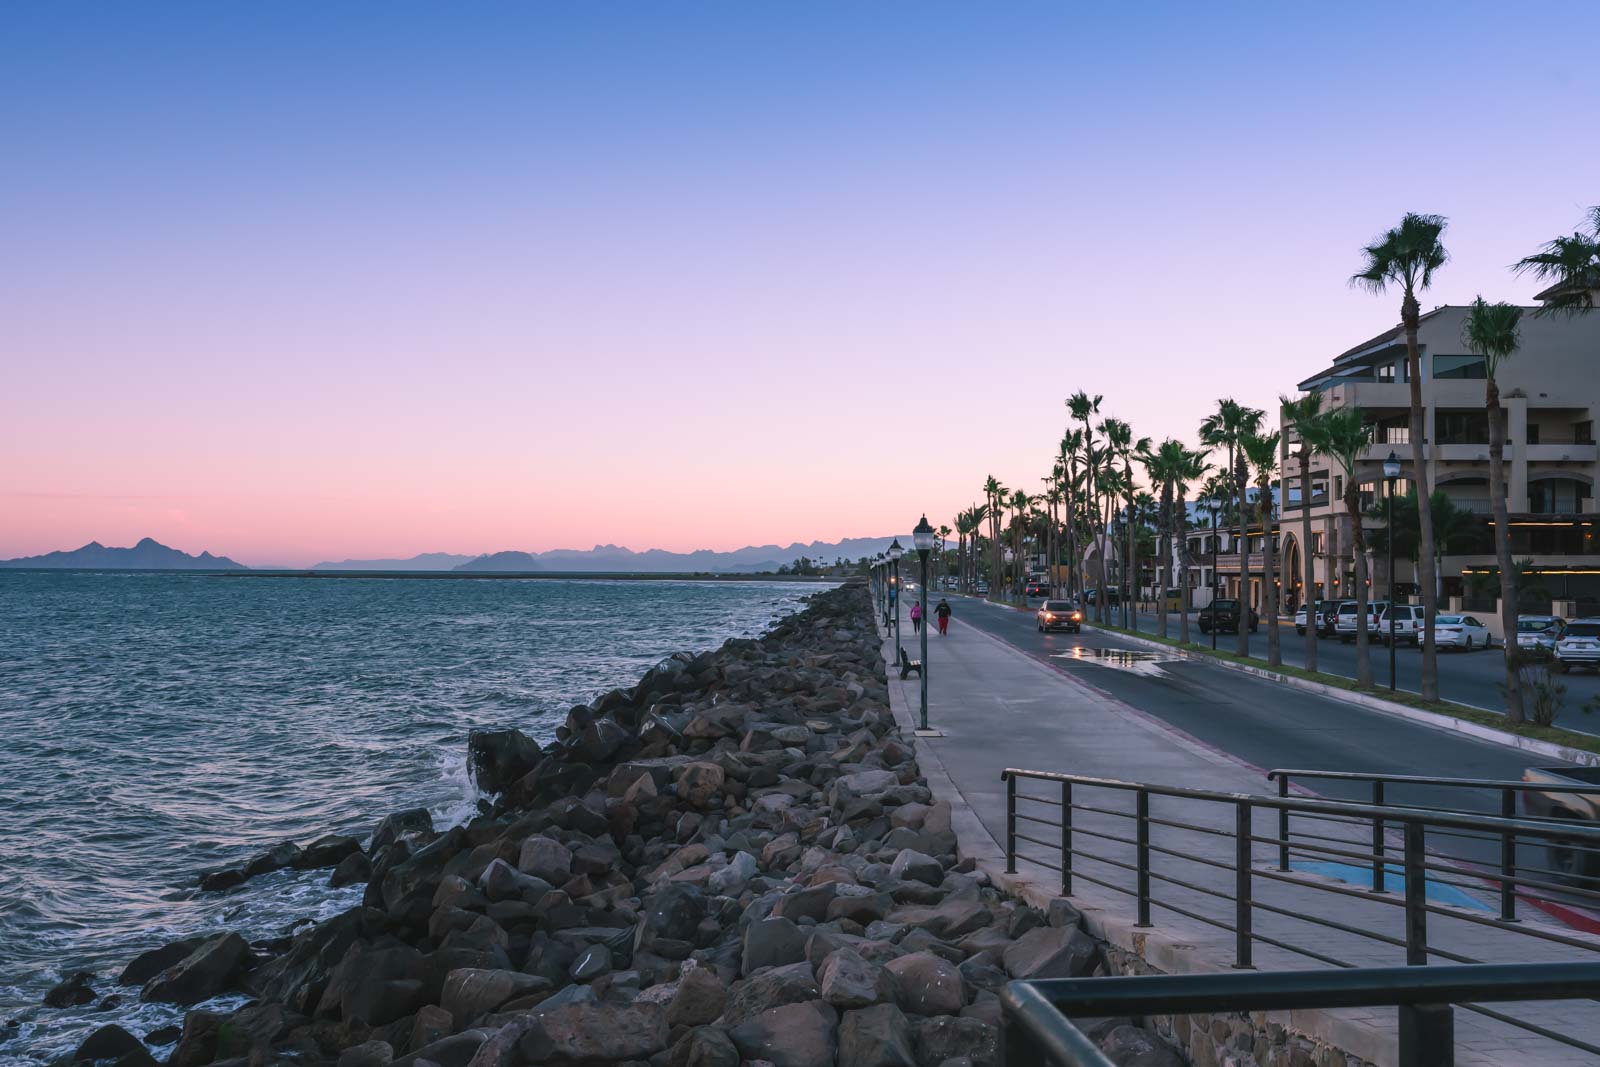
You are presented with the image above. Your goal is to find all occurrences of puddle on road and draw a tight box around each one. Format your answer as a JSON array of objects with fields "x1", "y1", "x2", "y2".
[{"x1": 1051, "y1": 647, "x2": 1176, "y2": 677}]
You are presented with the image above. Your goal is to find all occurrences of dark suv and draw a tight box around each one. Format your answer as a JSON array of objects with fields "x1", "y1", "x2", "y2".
[{"x1": 1198, "y1": 598, "x2": 1260, "y2": 634}]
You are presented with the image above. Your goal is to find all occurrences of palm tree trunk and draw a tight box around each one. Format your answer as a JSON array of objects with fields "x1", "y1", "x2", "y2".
[
  {"x1": 1234, "y1": 451, "x2": 1250, "y2": 657},
  {"x1": 1178, "y1": 491, "x2": 1193, "y2": 645},
  {"x1": 1300, "y1": 452, "x2": 1319, "y2": 673},
  {"x1": 1487, "y1": 378, "x2": 1525, "y2": 721},
  {"x1": 1262, "y1": 485, "x2": 1280, "y2": 667},
  {"x1": 1403, "y1": 290, "x2": 1440, "y2": 700},
  {"x1": 1159, "y1": 481, "x2": 1173, "y2": 639},
  {"x1": 1349, "y1": 488, "x2": 1374, "y2": 688}
]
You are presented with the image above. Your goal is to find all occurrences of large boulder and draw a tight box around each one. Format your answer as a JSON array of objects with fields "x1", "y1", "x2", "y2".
[
  {"x1": 517, "y1": 1002, "x2": 669, "y2": 1063},
  {"x1": 674, "y1": 762, "x2": 726, "y2": 809},
  {"x1": 370, "y1": 808, "x2": 433, "y2": 851},
  {"x1": 72, "y1": 1024, "x2": 146, "y2": 1063},
  {"x1": 1098, "y1": 1025, "x2": 1185, "y2": 1067},
  {"x1": 1002, "y1": 924, "x2": 1098, "y2": 980},
  {"x1": 297, "y1": 833, "x2": 363, "y2": 869},
  {"x1": 44, "y1": 971, "x2": 96, "y2": 1008},
  {"x1": 315, "y1": 943, "x2": 427, "y2": 1025},
  {"x1": 729, "y1": 1001, "x2": 839, "y2": 1067},
  {"x1": 667, "y1": 965, "x2": 727, "y2": 1027},
  {"x1": 118, "y1": 937, "x2": 209, "y2": 986},
  {"x1": 742, "y1": 917, "x2": 808, "y2": 976},
  {"x1": 669, "y1": 1026, "x2": 741, "y2": 1067},
  {"x1": 517, "y1": 835, "x2": 574, "y2": 884},
  {"x1": 819, "y1": 947, "x2": 896, "y2": 1010},
  {"x1": 887, "y1": 850, "x2": 942, "y2": 887},
  {"x1": 724, "y1": 962, "x2": 820, "y2": 1024},
  {"x1": 838, "y1": 1003, "x2": 917, "y2": 1067},
  {"x1": 884, "y1": 953, "x2": 965, "y2": 1016},
  {"x1": 914, "y1": 1016, "x2": 1001, "y2": 1067},
  {"x1": 441, "y1": 968, "x2": 551, "y2": 1021},
  {"x1": 467, "y1": 728, "x2": 544, "y2": 795},
  {"x1": 140, "y1": 933, "x2": 248, "y2": 1005}
]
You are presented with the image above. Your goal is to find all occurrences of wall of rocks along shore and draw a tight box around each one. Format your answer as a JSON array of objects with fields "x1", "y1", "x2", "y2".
[{"x1": 58, "y1": 583, "x2": 1203, "y2": 1067}]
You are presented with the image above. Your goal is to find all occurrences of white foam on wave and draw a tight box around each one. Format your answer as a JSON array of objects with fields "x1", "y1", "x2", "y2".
[{"x1": 427, "y1": 746, "x2": 485, "y2": 830}]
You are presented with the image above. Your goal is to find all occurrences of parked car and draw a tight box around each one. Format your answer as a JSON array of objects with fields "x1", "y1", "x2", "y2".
[
  {"x1": 1516, "y1": 616, "x2": 1567, "y2": 653},
  {"x1": 1025, "y1": 580, "x2": 1051, "y2": 598},
  {"x1": 1197, "y1": 598, "x2": 1259, "y2": 634},
  {"x1": 1555, "y1": 619, "x2": 1600, "y2": 672},
  {"x1": 1377, "y1": 604, "x2": 1424, "y2": 646},
  {"x1": 1294, "y1": 599, "x2": 1338, "y2": 636},
  {"x1": 975, "y1": 581, "x2": 989, "y2": 595},
  {"x1": 1082, "y1": 588, "x2": 1122, "y2": 606},
  {"x1": 1521, "y1": 765, "x2": 1600, "y2": 877},
  {"x1": 1037, "y1": 600, "x2": 1083, "y2": 633},
  {"x1": 1335, "y1": 600, "x2": 1389, "y2": 643},
  {"x1": 1434, "y1": 613, "x2": 1491, "y2": 651}
]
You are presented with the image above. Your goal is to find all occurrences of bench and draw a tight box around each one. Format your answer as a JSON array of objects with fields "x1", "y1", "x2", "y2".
[{"x1": 899, "y1": 657, "x2": 923, "y2": 680}]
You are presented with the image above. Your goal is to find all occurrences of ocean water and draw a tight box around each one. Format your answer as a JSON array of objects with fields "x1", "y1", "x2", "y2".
[{"x1": 0, "y1": 571, "x2": 820, "y2": 1062}]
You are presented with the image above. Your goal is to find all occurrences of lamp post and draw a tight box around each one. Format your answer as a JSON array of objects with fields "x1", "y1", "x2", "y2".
[
  {"x1": 1384, "y1": 451, "x2": 1401, "y2": 691},
  {"x1": 913, "y1": 515, "x2": 934, "y2": 731},
  {"x1": 1209, "y1": 500, "x2": 1221, "y2": 651},
  {"x1": 889, "y1": 539, "x2": 904, "y2": 667}
]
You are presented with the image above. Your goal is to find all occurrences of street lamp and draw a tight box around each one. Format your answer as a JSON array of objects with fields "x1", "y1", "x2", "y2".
[
  {"x1": 889, "y1": 539, "x2": 904, "y2": 667},
  {"x1": 1384, "y1": 450, "x2": 1401, "y2": 691},
  {"x1": 913, "y1": 515, "x2": 935, "y2": 731},
  {"x1": 1209, "y1": 499, "x2": 1221, "y2": 651}
]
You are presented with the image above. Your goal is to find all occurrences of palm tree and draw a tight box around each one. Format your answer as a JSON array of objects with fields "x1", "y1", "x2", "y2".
[
  {"x1": 1069, "y1": 394, "x2": 1103, "y2": 617},
  {"x1": 1142, "y1": 443, "x2": 1175, "y2": 639},
  {"x1": 983, "y1": 476, "x2": 1006, "y2": 597},
  {"x1": 1173, "y1": 445, "x2": 1210, "y2": 646},
  {"x1": 1514, "y1": 206, "x2": 1600, "y2": 316},
  {"x1": 1353, "y1": 212, "x2": 1449, "y2": 700},
  {"x1": 1314, "y1": 408, "x2": 1375, "y2": 687},
  {"x1": 1464, "y1": 296, "x2": 1527, "y2": 721},
  {"x1": 1242, "y1": 429, "x2": 1283, "y2": 667},
  {"x1": 937, "y1": 524, "x2": 952, "y2": 588},
  {"x1": 1200, "y1": 399, "x2": 1266, "y2": 655},
  {"x1": 1101, "y1": 417, "x2": 1150, "y2": 629},
  {"x1": 1009, "y1": 489, "x2": 1033, "y2": 598},
  {"x1": 1280, "y1": 393, "x2": 1325, "y2": 672}
]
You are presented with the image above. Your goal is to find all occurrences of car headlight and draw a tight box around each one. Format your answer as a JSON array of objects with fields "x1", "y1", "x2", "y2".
[{"x1": 1072, "y1": 612, "x2": 1082, "y2": 620}]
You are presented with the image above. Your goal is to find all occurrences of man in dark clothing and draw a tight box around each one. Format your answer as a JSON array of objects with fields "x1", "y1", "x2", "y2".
[{"x1": 934, "y1": 598, "x2": 952, "y2": 636}]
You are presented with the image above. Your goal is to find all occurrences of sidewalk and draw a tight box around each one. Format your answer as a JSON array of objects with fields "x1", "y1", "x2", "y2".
[{"x1": 877, "y1": 605, "x2": 1600, "y2": 1067}]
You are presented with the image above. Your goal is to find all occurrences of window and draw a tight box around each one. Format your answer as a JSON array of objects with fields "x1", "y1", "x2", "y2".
[
  {"x1": 1378, "y1": 417, "x2": 1409, "y2": 445},
  {"x1": 1526, "y1": 423, "x2": 1541, "y2": 445},
  {"x1": 1437, "y1": 412, "x2": 1489, "y2": 444},
  {"x1": 1576, "y1": 421, "x2": 1594, "y2": 445},
  {"x1": 1376, "y1": 363, "x2": 1396, "y2": 382},
  {"x1": 1433, "y1": 354, "x2": 1487, "y2": 379}
]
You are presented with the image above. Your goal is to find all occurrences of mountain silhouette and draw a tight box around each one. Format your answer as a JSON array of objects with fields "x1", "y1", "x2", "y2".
[{"x1": 0, "y1": 537, "x2": 248, "y2": 570}]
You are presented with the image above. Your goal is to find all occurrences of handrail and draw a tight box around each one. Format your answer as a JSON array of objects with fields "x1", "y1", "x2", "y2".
[
  {"x1": 1002, "y1": 767, "x2": 1600, "y2": 843},
  {"x1": 1002, "y1": 963, "x2": 1600, "y2": 1067},
  {"x1": 1268, "y1": 767, "x2": 1600, "y2": 795}
]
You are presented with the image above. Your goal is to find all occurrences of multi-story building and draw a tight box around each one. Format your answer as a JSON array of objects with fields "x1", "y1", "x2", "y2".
[{"x1": 1282, "y1": 296, "x2": 1600, "y2": 615}]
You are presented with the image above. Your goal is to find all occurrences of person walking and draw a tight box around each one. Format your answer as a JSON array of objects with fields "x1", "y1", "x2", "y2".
[
  {"x1": 909, "y1": 600, "x2": 923, "y2": 633},
  {"x1": 935, "y1": 598, "x2": 951, "y2": 636}
]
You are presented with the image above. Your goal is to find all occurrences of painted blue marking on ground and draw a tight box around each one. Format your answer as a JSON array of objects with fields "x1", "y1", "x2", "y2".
[{"x1": 1290, "y1": 861, "x2": 1494, "y2": 911}]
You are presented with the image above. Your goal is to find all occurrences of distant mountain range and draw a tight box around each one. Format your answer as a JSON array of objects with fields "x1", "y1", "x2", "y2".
[
  {"x1": 311, "y1": 552, "x2": 474, "y2": 571},
  {"x1": 0, "y1": 538, "x2": 247, "y2": 570},
  {"x1": 324, "y1": 538, "x2": 904, "y2": 574}
]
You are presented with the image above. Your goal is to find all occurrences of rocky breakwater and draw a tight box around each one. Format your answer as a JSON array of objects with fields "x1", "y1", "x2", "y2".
[{"x1": 67, "y1": 583, "x2": 1181, "y2": 1067}]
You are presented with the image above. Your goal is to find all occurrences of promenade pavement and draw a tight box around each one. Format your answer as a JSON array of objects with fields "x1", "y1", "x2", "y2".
[{"x1": 876, "y1": 598, "x2": 1600, "y2": 1067}]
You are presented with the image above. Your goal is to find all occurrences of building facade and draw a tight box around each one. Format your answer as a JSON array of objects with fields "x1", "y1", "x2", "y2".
[{"x1": 1284, "y1": 301, "x2": 1600, "y2": 613}]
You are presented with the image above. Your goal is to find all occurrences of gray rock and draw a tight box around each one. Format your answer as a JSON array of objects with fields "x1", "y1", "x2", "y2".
[
  {"x1": 819, "y1": 947, "x2": 895, "y2": 1010},
  {"x1": 709, "y1": 851, "x2": 759, "y2": 893},
  {"x1": 888, "y1": 850, "x2": 942, "y2": 887},
  {"x1": 371, "y1": 807, "x2": 433, "y2": 851},
  {"x1": 477, "y1": 858, "x2": 552, "y2": 903},
  {"x1": 1002, "y1": 924, "x2": 1098, "y2": 980},
  {"x1": 670, "y1": 1026, "x2": 741, "y2": 1067},
  {"x1": 440, "y1": 968, "x2": 550, "y2": 1022},
  {"x1": 724, "y1": 962, "x2": 820, "y2": 1024},
  {"x1": 72, "y1": 1024, "x2": 144, "y2": 1062},
  {"x1": 570, "y1": 944, "x2": 612, "y2": 981},
  {"x1": 517, "y1": 1001, "x2": 669, "y2": 1063},
  {"x1": 914, "y1": 1016, "x2": 1000, "y2": 1067},
  {"x1": 742, "y1": 916, "x2": 808, "y2": 976},
  {"x1": 838, "y1": 1003, "x2": 917, "y2": 1067},
  {"x1": 1047, "y1": 898, "x2": 1084, "y2": 930},
  {"x1": 667, "y1": 965, "x2": 727, "y2": 1027},
  {"x1": 139, "y1": 933, "x2": 248, "y2": 1005},
  {"x1": 730, "y1": 1001, "x2": 839, "y2": 1067},
  {"x1": 337, "y1": 1039, "x2": 394, "y2": 1067},
  {"x1": 517, "y1": 835, "x2": 574, "y2": 884},
  {"x1": 884, "y1": 953, "x2": 965, "y2": 1016},
  {"x1": 467, "y1": 728, "x2": 544, "y2": 795},
  {"x1": 1098, "y1": 1024, "x2": 1185, "y2": 1067}
]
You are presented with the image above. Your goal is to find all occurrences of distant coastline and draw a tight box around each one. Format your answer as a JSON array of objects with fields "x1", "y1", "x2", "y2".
[{"x1": 219, "y1": 570, "x2": 840, "y2": 582}]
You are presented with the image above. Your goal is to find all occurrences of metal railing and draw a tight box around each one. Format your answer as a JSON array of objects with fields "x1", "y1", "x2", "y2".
[
  {"x1": 1268, "y1": 768, "x2": 1600, "y2": 924},
  {"x1": 1003, "y1": 962, "x2": 1600, "y2": 1067},
  {"x1": 1002, "y1": 767, "x2": 1600, "y2": 1058}
]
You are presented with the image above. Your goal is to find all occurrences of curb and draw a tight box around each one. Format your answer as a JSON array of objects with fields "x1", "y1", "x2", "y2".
[{"x1": 1084, "y1": 624, "x2": 1600, "y2": 769}]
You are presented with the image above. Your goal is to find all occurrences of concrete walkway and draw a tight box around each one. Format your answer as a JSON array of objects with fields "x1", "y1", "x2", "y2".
[{"x1": 877, "y1": 602, "x2": 1600, "y2": 1067}]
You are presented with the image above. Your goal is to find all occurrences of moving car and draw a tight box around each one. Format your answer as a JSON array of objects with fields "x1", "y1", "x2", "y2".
[
  {"x1": 1433, "y1": 613, "x2": 1490, "y2": 651},
  {"x1": 1197, "y1": 598, "x2": 1259, "y2": 634},
  {"x1": 1335, "y1": 600, "x2": 1388, "y2": 643},
  {"x1": 1377, "y1": 604, "x2": 1424, "y2": 646},
  {"x1": 1025, "y1": 580, "x2": 1051, "y2": 598},
  {"x1": 1555, "y1": 619, "x2": 1600, "y2": 672},
  {"x1": 1037, "y1": 600, "x2": 1083, "y2": 633},
  {"x1": 1521, "y1": 765, "x2": 1600, "y2": 877},
  {"x1": 1516, "y1": 616, "x2": 1567, "y2": 653},
  {"x1": 1082, "y1": 588, "x2": 1122, "y2": 606},
  {"x1": 975, "y1": 582, "x2": 989, "y2": 595}
]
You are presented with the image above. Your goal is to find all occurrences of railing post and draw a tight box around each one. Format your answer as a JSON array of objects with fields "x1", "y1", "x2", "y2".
[
  {"x1": 1405, "y1": 820, "x2": 1428, "y2": 967},
  {"x1": 1499, "y1": 787, "x2": 1518, "y2": 922},
  {"x1": 1371, "y1": 780, "x2": 1387, "y2": 893},
  {"x1": 1135, "y1": 789, "x2": 1151, "y2": 927},
  {"x1": 1277, "y1": 774, "x2": 1290, "y2": 871},
  {"x1": 1235, "y1": 799, "x2": 1253, "y2": 968},
  {"x1": 1398, "y1": 1003, "x2": 1454, "y2": 1067},
  {"x1": 1005, "y1": 774, "x2": 1017, "y2": 874},
  {"x1": 1061, "y1": 780, "x2": 1073, "y2": 896}
]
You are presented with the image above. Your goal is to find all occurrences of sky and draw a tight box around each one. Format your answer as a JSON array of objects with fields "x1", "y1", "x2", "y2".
[{"x1": 3, "y1": 2, "x2": 1597, "y2": 566}]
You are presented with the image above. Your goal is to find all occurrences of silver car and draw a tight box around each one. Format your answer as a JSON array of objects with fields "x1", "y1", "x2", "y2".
[
  {"x1": 1556, "y1": 620, "x2": 1600, "y2": 672},
  {"x1": 1516, "y1": 616, "x2": 1567, "y2": 653}
]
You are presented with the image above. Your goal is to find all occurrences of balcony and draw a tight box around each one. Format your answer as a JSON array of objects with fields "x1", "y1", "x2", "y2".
[
  {"x1": 1526, "y1": 442, "x2": 1599, "y2": 463},
  {"x1": 1318, "y1": 380, "x2": 1410, "y2": 411}
]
